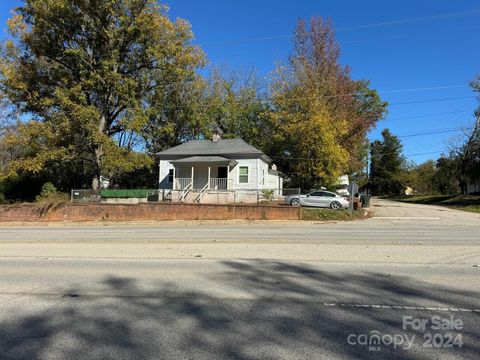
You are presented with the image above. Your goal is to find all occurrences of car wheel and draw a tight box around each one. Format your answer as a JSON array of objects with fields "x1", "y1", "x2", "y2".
[
  {"x1": 330, "y1": 201, "x2": 341, "y2": 210},
  {"x1": 291, "y1": 198, "x2": 301, "y2": 207}
]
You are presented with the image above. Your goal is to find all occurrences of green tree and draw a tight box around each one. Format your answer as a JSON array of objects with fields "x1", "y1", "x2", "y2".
[
  {"x1": 141, "y1": 67, "x2": 271, "y2": 157},
  {"x1": 458, "y1": 78, "x2": 480, "y2": 185},
  {"x1": 407, "y1": 160, "x2": 437, "y2": 194},
  {"x1": 369, "y1": 129, "x2": 405, "y2": 195},
  {"x1": 141, "y1": 74, "x2": 209, "y2": 154},
  {"x1": 435, "y1": 155, "x2": 461, "y2": 194},
  {"x1": 197, "y1": 68, "x2": 271, "y2": 149},
  {"x1": 0, "y1": 0, "x2": 204, "y2": 189},
  {"x1": 267, "y1": 18, "x2": 387, "y2": 189}
]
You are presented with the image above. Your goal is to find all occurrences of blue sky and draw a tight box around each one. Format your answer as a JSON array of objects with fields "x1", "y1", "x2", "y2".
[{"x1": 1, "y1": 0, "x2": 479, "y2": 164}]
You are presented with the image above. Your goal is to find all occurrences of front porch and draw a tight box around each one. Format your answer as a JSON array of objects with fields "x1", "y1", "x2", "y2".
[
  {"x1": 174, "y1": 177, "x2": 234, "y2": 191},
  {"x1": 171, "y1": 156, "x2": 237, "y2": 191}
]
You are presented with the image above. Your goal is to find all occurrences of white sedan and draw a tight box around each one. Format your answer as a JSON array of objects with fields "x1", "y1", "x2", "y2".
[{"x1": 285, "y1": 191, "x2": 349, "y2": 209}]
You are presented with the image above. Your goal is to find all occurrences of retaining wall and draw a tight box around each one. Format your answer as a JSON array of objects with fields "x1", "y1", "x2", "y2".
[{"x1": 0, "y1": 203, "x2": 300, "y2": 222}]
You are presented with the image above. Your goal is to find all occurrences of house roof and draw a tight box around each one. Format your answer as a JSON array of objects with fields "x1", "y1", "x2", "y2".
[
  {"x1": 170, "y1": 156, "x2": 238, "y2": 167},
  {"x1": 157, "y1": 138, "x2": 269, "y2": 161}
]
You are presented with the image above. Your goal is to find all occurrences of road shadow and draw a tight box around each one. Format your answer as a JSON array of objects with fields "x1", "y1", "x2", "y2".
[{"x1": 0, "y1": 261, "x2": 479, "y2": 360}]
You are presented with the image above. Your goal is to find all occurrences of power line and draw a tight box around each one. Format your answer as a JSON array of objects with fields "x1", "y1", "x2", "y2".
[
  {"x1": 262, "y1": 95, "x2": 475, "y2": 107},
  {"x1": 403, "y1": 140, "x2": 446, "y2": 150},
  {"x1": 207, "y1": 36, "x2": 407, "y2": 60},
  {"x1": 206, "y1": 24, "x2": 480, "y2": 61},
  {"x1": 387, "y1": 108, "x2": 471, "y2": 121},
  {"x1": 268, "y1": 149, "x2": 448, "y2": 162},
  {"x1": 151, "y1": 91, "x2": 475, "y2": 111},
  {"x1": 336, "y1": 9, "x2": 480, "y2": 32},
  {"x1": 255, "y1": 93, "x2": 474, "y2": 106},
  {"x1": 323, "y1": 87, "x2": 469, "y2": 102},
  {"x1": 398, "y1": 104, "x2": 474, "y2": 137},
  {"x1": 381, "y1": 85, "x2": 467, "y2": 94},
  {"x1": 404, "y1": 150, "x2": 448, "y2": 157},
  {"x1": 266, "y1": 126, "x2": 473, "y2": 162},
  {"x1": 397, "y1": 127, "x2": 469, "y2": 138},
  {"x1": 389, "y1": 96, "x2": 475, "y2": 106},
  {"x1": 203, "y1": 9, "x2": 480, "y2": 47},
  {"x1": 256, "y1": 87, "x2": 474, "y2": 105}
]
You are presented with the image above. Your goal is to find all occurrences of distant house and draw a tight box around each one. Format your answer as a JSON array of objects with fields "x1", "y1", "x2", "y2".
[
  {"x1": 335, "y1": 175, "x2": 350, "y2": 196},
  {"x1": 157, "y1": 136, "x2": 283, "y2": 203},
  {"x1": 466, "y1": 179, "x2": 480, "y2": 194}
]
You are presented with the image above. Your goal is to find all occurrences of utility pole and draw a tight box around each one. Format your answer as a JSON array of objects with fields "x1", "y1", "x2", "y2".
[{"x1": 366, "y1": 148, "x2": 370, "y2": 196}]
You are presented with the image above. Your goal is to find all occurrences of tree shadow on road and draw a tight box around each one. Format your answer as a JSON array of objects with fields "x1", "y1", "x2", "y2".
[{"x1": 0, "y1": 261, "x2": 478, "y2": 360}]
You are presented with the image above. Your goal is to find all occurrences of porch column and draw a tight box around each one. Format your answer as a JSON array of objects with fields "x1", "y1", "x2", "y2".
[
  {"x1": 207, "y1": 166, "x2": 211, "y2": 189},
  {"x1": 158, "y1": 162, "x2": 161, "y2": 189},
  {"x1": 172, "y1": 167, "x2": 176, "y2": 190},
  {"x1": 191, "y1": 166, "x2": 194, "y2": 189},
  {"x1": 227, "y1": 164, "x2": 230, "y2": 189}
]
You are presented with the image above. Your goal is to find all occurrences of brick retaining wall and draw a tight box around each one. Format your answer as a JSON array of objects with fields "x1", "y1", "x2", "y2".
[{"x1": 0, "y1": 203, "x2": 300, "y2": 222}]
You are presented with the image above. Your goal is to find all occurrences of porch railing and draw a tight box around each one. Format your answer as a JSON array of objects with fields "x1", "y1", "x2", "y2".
[
  {"x1": 179, "y1": 182, "x2": 192, "y2": 202},
  {"x1": 195, "y1": 183, "x2": 209, "y2": 203},
  {"x1": 210, "y1": 178, "x2": 228, "y2": 190},
  {"x1": 175, "y1": 178, "x2": 192, "y2": 190}
]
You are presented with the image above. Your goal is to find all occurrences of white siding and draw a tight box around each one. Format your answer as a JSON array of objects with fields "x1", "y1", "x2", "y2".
[
  {"x1": 467, "y1": 180, "x2": 480, "y2": 194},
  {"x1": 260, "y1": 160, "x2": 270, "y2": 189},
  {"x1": 158, "y1": 160, "x2": 175, "y2": 189},
  {"x1": 266, "y1": 171, "x2": 280, "y2": 188},
  {"x1": 230, "y1": 158, "x2": 259, "y2": 190},
  {"x1": 159, "y1": 157, "x2": 283, "y2": 193}
]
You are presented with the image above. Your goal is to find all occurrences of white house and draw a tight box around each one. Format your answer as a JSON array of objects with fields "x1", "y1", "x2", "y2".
[
  {"x1": 157, "y1": 136, "x2": 283, "y2": 203},
  {"x1": 466, "y1": 179, "x2": 480, "y2": 194}
]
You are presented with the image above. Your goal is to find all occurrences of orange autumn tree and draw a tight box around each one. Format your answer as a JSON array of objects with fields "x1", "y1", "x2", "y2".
[{"x1": 268, "y1": 18, "x2": 387, "y2": 188}]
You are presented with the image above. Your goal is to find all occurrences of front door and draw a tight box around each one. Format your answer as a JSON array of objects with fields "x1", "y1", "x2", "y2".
[
  {"x1": 215, "y1": 166, "x2": 228, "y2": 189},
  {"x1": 217, "y1": 166, "x2": 228, "y2": 178}
]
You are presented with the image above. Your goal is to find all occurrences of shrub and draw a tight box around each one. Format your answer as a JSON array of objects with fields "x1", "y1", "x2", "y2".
[
  {"x1": 35, "y1": 182, "x2": 69, "y2": 206},
  {"x1": 0, "y1": 193, "x2": 5, "y2": 204},
  {"x1": 260, "y1": 189, "x2": 275, "y2": 202},
  {"x1": 38, "y1": 182, "x2": 57, "y2": 199}
]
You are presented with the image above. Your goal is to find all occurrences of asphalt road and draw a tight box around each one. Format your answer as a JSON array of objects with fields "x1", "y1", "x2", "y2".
[{"x1": 0, "y1": 198, "x2": 479, "y2": 359}]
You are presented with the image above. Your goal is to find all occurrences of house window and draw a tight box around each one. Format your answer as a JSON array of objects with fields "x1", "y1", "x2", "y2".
[
  {"x1": 239, "y1": 166, "x2": 249, "y2": 183},
  {"x1": 168, "y1": 169, "x2": 174, "y2": 183}
]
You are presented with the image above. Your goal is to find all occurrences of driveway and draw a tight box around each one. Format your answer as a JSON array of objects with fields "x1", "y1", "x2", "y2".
[{"x1": 369, "y1": 197, "x2": 480, "y2": 226}]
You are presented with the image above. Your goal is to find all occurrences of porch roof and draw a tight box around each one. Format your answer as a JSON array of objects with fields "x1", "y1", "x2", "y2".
[{"x1": 170, "y1": 156, "x2": 238, "y2": 167}]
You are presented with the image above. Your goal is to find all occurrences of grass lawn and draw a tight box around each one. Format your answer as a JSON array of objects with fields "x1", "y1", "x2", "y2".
[
  {"x1": 300, "y1": 208, "x2": 371, "y2": 221},
  {"x1": 390, "y1": 194, "x2": 480, "y2": 214}
]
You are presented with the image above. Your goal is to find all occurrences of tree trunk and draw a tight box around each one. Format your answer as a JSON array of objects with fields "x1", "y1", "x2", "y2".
[
  {"x1": 91, "y1": 114, "x2": 107, "y2": 190},
  {"x1": 91, "y1": 174, "x2": 100, "y2": 191},
  {"x1": 91, "y1": 145, "x2": 103, "y2": 190}
]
